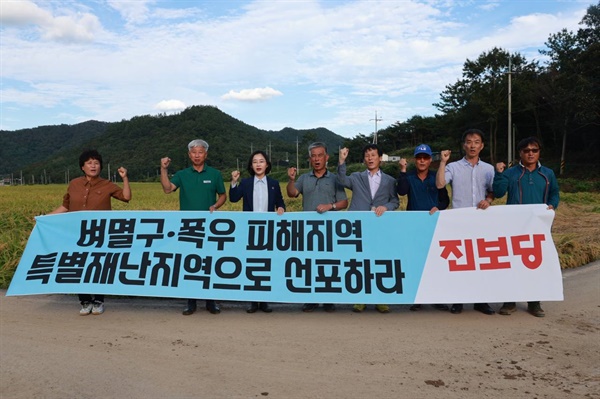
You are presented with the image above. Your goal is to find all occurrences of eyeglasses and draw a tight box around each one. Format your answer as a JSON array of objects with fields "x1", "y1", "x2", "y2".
[{"x1": 521, "y1": 148, "x2": 540, "y2": 154}]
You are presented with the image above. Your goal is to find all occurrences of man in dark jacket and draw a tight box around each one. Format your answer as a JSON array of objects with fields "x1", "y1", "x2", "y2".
[{"x1": 493, "y1": 136, "x2": 560, "y2": 317}]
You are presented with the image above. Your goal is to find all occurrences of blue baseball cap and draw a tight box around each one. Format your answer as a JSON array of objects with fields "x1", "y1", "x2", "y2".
[{"x1": 414, "y1": 144, "x2": 432, "y2": 157}]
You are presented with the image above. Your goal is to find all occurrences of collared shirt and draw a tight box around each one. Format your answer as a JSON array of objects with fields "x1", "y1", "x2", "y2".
[
  {"x1": 253, "y1": 176, "x2": 268, "y2": 212},
  {"x1": 62, "y1": 176, "x2": 129, "y2": 211},
  {"x1": 294, "y1": 169, "x2": 347, "y2": 212},
  {"x1": 368, "y1": 169, "x2": 381, "y2": 199},
  {"x1": 397, "y1": 170, "x2": 449, "y2": 211},
  {"x1": 444, "y1": 157, "x2": 494, "y2": 209},
  {"x1": 170, "y1": 165, "x2": 226, "y2": 211}
]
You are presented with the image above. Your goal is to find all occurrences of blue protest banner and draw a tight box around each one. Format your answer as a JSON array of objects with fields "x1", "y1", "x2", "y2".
[{"x1": 7, "y1": 205, "x2": 562, "y2": 303}]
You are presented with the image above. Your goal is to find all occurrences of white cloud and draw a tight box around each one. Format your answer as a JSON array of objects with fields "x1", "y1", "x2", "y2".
[
  {"x1": 478, "y1": 1, "x2": 501, "y2": 11},
  {"x1": 154, "y1": 100, "x2": 186, "y2": 112},
  {"x1": 0, "y1": 0, "x2": 100, "y2": 42},
  {"x1": 42, "y1": 13, "x2": 101, "y2": 42},
  {"x1": 0, "y1": 0, "x2": 50, "y2": 25},
  {"x1": 222, "y1": 87, "x2": 283, "y2": 102},
  {"x1": 107, "y1": 0, "x2": 152, "y2": 25},
  {"x1": 0, "y1": 1, "x2": 589, "y2": 136}
]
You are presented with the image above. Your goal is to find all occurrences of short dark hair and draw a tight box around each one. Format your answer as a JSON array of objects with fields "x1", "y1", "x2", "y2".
[
  {"x1": 362, "y1": 143, "x2": 382, "y2": 157},
  {"x1": 462, "y1": 129, "x2": 485, "y2": 143},
  {"x1": 247, "y1": 150, "x2": 272, "y2": 176},
  {"x1": 517, "y1": 136, "x2": 542, "y2": 152},
  {"x1": 79, "y1": 149, "x2": 103, "y2": 170}
]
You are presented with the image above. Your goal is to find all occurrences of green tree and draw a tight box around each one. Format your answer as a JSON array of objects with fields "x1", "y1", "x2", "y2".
[
  {"x1": 435, "y1": 48, "x2": 532, "y2": 164},
  {"x1": 539, "y1": 2, "x2": 600, "y2": 173}
]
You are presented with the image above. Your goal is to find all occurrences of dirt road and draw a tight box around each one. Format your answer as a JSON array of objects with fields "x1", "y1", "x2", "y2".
[{"x1": 1, "y1": 262, "x2": 599, "y2": 399}]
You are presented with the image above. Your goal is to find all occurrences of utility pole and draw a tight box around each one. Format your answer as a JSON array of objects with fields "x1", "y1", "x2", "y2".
[
  {"x1": 507, "y1": 58, "x2": 513, "y2": 166},
  {"x1": 296, "y1": 136, "x2": 300, "y2": 172},
  {"x1": 370, "y1": 111, "x2": 382, "y2": 144}
]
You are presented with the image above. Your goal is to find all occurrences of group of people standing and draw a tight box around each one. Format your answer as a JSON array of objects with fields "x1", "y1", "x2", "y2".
[{"x1": 53, "y1": 128, "x2": 559, "y2": 318}]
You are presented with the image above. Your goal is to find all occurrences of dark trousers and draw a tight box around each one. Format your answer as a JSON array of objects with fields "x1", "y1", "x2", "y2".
[
  {"x1": 79, "y1": 294, "x2": 104, "y2": 304},
  {"x1": 186, "y1": 299, "x2": 215, "y2": 308}
]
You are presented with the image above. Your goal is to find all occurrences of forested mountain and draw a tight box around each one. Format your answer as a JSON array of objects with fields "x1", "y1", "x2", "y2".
[
  {"x1": 0, "y1": 120, "x2": 108, "y2": 176},
  {"x1": 0, "y1": 105, "x2": 344, "y2": 183}
]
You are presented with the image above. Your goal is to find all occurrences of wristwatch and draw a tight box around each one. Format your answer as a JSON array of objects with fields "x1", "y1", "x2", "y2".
[{"x1": 331, "y1": 202, "x2": 336, "y2": 210}]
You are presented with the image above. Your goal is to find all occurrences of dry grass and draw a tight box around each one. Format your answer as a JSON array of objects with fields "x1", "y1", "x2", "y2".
[{"x1": 551, "y1": 193, "x2": 600, "y2": 268}]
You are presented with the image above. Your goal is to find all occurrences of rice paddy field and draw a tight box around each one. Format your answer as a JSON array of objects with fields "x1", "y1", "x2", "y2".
[{"x1": 1, "y1": 182, "x2": 599, "y2": 288}]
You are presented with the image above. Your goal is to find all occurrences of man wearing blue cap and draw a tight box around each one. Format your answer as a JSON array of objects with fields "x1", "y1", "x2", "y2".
[{"x1": 397, "y1": 144, "x2": 450, "y2": 312}]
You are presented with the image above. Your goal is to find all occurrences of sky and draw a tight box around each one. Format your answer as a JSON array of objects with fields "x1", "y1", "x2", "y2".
[{"x1": 0, "y1": 0, "x2": 591, "y2": 138}]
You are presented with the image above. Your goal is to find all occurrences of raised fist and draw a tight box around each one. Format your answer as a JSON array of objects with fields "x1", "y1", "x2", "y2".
[
  {"x1": 339, "y1": 147, "x2": 349, "y2": 163},
  {"x1": 440, "y1": 150, "x2": 451, "y2": 163},
  {"x1": 287, "y1": 167, "x2": 297, "y2": 180},
  {"x1": 399, "y1": 158, "x2": 408, "y2": 172},
  {"x1": 231, "y1": 170, "x2": 240, "y2": 183}
]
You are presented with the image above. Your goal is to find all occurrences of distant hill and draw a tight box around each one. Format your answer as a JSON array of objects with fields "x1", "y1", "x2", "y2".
[
  {"x1": 0, "y1": 120, "x2": 108, "y2": 176},
  {"x1": 0, "y1": 106, "x2": 345, "y2": 183}
]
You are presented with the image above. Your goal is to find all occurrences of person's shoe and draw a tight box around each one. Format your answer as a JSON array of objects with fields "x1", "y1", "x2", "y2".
[
  {"x1": 433, "y1": 304, "x2": 449, "y2": 311},
  {"x1": 302, "y1": 303, "x2": 318, "y2": 312},
  {"x1": 527, "y1": 302, "x2": 545, "y2": 318},
  {"x1": 499, "y1": 302, "x2": 517, "y2": 315},
  {"x1": 353, "y1": 304, "x2": 366, "y2": 313},
  {"x1": 259, "y1": 303, "x2": 272, "y2": 313},
  {"x1": 409, "y1": 304, "x2": 421, "y2": 311},
  {"x1": 182, "y1": 300, "x2": 197, "y2": 315},
  {"x1": 375, "y1": 304, "x2": 390, "y2": 313},
  {"x1": 474, "y1": 303, "x2": 495, "y2": 315},
  {"x1": 91, "y1": 301, "x2": 104, "y2": 315},
  {"x1": 323, "y1": 304, "x2": 336, "y2": 312},
  {"x1": 450, "y1": 304, "x2": 463, "y2": 314},
  {"x1": 79, "y1": 302, "x2": 93, "y2": 316},
  {"x1": 206, "y1": 302, "x2": 221, "y2": 314},
  {"x1": 247, "y1": 302, "x2": 259, "y2": 313}
]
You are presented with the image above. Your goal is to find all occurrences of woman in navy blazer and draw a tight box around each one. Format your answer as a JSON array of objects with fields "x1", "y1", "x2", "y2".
[{"x1": 229, "y1": 150, "x2": 285, "y2": 313}]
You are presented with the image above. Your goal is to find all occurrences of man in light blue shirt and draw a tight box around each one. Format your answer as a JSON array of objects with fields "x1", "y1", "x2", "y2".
[{"x1": 436, "y1": 129, "x2": 496, "y2": 316}]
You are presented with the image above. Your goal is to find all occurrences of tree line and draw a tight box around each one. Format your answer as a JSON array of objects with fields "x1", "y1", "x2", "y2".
[{"x1": 342, "y1": 2, "x2": 599, "y2": 176}]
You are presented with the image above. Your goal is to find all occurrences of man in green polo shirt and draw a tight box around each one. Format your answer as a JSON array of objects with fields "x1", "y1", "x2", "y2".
[{"x1": 161, "y1": 139, "x2": 227, "y2": 316}]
